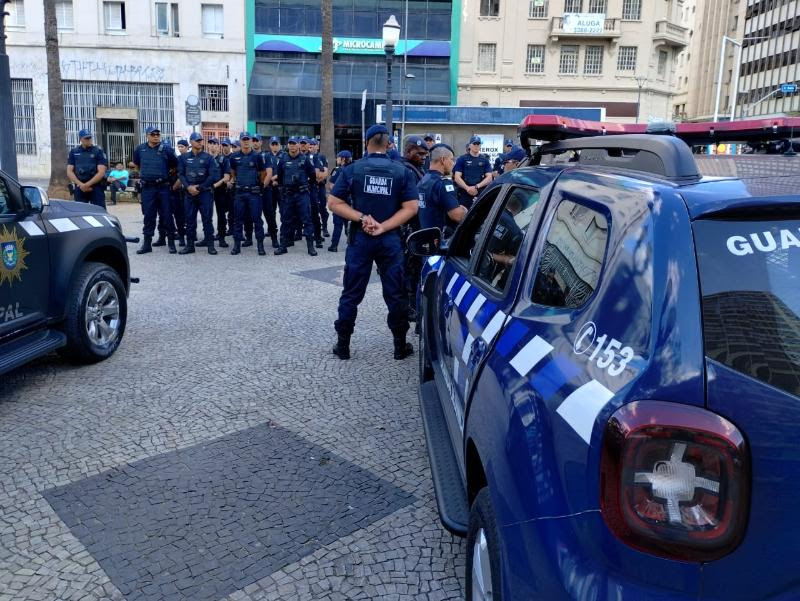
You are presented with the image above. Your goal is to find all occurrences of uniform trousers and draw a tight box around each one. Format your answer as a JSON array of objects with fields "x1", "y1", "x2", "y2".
[
  {"x1": 74, "y1": 185, "x2": 106, "y2": 209},
  {"x1": 140, "y1": 183, "x2": 175, "y2": 238},
  {"x1": 280, "y1": 189, "x2": 313, "y2": 245},
  {"x1": 184, "y1": 189, "x2": 214, "y2": 242},
  {"x1": 234, "y1": 189, "x2": 264, "y2": 242}
]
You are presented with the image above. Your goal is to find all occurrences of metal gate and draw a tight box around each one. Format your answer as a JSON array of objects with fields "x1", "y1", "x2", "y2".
[{"x1": 101, "y1": 120, "x2": 136, "y2": 167}]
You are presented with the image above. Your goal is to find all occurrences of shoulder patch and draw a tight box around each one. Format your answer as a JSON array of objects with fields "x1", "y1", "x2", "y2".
[{"x1": 445, "y1": 184, "x2": 455, "y2": 192}]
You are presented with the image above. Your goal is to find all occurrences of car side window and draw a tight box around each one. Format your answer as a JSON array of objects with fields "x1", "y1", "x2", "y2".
[
  {"x1": 447, "y1": 187, "x2": 502, "y2": 264},
  {"x1": 531, "y1": 199, "x2": 608, "y2": 309},
  {"x1": 0, "y1": 177, "x2": 10, "y2": 216},
  {"x1": 474, "y1": 186, "x2": 541, "y2": 293}
]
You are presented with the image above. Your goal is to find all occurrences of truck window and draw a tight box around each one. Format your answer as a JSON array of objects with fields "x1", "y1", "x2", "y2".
[
  {"x1": 474, "y1": 186, "x2": 541, "y2": 293},
  {"x1": 448, "y1": 186, "x2": 502, "y2": 263},
  {"x1": 531, "y1": 199, "x2": 608, "y2": 309},
  {"x1": 0, "y1": 178, "x2": 10, "y2": 215},
  {"x1": 693, "y1": 218, "x2": 800, "y2": 397}
]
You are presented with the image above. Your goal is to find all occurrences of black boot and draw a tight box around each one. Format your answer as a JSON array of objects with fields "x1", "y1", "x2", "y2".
[
  {"x1": 152, "y1": 232, "x2": 166, "y2": 247},
  {"x1": 178, "y1": 240, "x2": 195, "y2": 254},
  {"x1": 274, "y1": 246, "x2": 288, "y2": 255},
  {"x1": 315, "y1": 238, "x2": 324, "y2": 249},
  {"x1": 332, "y1": 334, "x2": 351, "y2": 360},
  {"x1": 257, "y1": 239, "x2": 266, "y2": 256},
  {"x1": 270, "y1": 235, "x2": 279, "y2": 249},
  {"x1": 207, "y1": 239, "x2": 217, "y2": 255},
  {"x1": 286, "y1": 238, "x2": 295, "y2": 247},
  {"x1": 393, "y1": 333, "x2": 413, "y2": 360},
  {"x1": 136, "y1": 235, "x2": 153, "y2": 255},
  {"x1": 323, "y1": 227, "x2": 330, "y2": 238},
  {"x1": 231, "y1": 239, "x2": 241, "y2": 255},
  {"x1": 167, "y1": 237, "x2": 177, "y2": 254},
  {"x1": 306, "y1": 237, "x2": 318, "y2": 256},
  {"x1": 327, "y1": 246, "x2": 338, "y2": 252},
  {"x1": 178, "y1": 234, "x2": 186, "y2": 247},
  {"x1": 218, "y1": 236, "x2": 229, "y2": 248},
  {"x1": 294, "y1": 232, "x2": 303, "y2": 241},
  {"x1": 242, "y1": 237, "x2": 253, "y2": 247},
  {"x1": 195, "y1": 238, "x2": 209, "y2": 247}
]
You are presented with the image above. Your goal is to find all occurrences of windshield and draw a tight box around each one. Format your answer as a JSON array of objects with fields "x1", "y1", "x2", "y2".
[{"x1": 694, "y1": 218, "x2": 800, "y2": 397}]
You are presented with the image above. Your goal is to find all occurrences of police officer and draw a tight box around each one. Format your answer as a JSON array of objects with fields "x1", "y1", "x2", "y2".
[
  {"x1": 309, "y1": 138, "x2": 331, "y2": 239},
  {"x1": 493, "y1": 139, "x2": 514, "y2": 177},
  {"x1": 67, "y1": 129, "x2": 108, "y2": 208},
  {"x1": 453, "y1": 135, "x2": 493, "y2": 209},
  {"x1": 162, "y1": 139, "x2": 188, "y2": 248},
  {"x1": 421, "y1": 133, "x2": 435, "y2": 171},
  {"x1": 327, "y1": 150, "x2": 352, "y2": 252},
  {"x1": 220, "y1": 138, "x2": 235, "y2": 235},
  {"x1": 399, "y1": 135, "x2": 429, "y2": 321},
  {"x1": 502, "y1": 146, "x2": 526, "y2": 173},
  {"x1": 242, "y1": 135, "x2": 264, "y2": 247},
  {"x1": 328, "y1": 124, "x2": 420, "y2": 360},
  {"x1": 207, "y1": 137, "x2": 231, "y2": 248},
  {"x1": 178, "y1": 132, "x2": 218, "y2": 255},
  {"x1": 133, "y1": 125, "x2": 178, "y2": 254},
  {"x1": 274, "y1": 136, "x2": 318, "y2": 256},
  {"x1": 258, "y1": 136, "x2": 280, "y2": 248},
  {"x1": 418, "y1": 143, "x2": 467, "y2": 233},
  {"x1": 228, "y1": 132, "x2": 268, "y2": 256},
  {"x1": 268, "y1": 137, "x2": 288, "y2": 246},
  {"x1": 306, "y1": 138, "x2": 326, "y2": 248}
]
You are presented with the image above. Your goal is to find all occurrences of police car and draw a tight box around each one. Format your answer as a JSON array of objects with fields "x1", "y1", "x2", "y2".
[
  {"x1": 0, "y1": 170, "x2": 131, "y2": 375},
  {"x1": 408, "y1": 116, "x2": 800, "y2": 600}
]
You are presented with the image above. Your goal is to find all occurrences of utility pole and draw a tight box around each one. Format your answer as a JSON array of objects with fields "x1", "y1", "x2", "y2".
[{"x1": 0, "y1": 0, "x2": 19, "y2": 179}]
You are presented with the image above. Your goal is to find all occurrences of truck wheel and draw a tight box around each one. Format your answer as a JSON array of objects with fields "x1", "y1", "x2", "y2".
[
  {"x1": 61, "y1": 262, "x2": 127, "y2": 364},
  {"x1": 466, "y1": 488, "x2": 504, "y2": 601}
]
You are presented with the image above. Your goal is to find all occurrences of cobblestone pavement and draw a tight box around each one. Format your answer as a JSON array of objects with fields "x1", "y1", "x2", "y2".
[{"x1": 0, "y1": 203, "x2": 466, "y2": 601}]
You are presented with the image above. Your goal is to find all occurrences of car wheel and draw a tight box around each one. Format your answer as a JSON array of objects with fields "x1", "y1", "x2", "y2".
[
  {"x1": 60, "y1": 261, "x2": 127, "y2": 364},
  {"x1": 466, "y1": 488, "x2": 504, "y2": 601}
]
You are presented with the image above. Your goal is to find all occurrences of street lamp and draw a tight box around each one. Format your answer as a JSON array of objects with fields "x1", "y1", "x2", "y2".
[
  {"x1": 0, "y1": 0, "x2": 19, "y2": 178},
  {"x1": 400, "y1": 72, "x2": 415, "y2": 144},
  {"x1": 635, "y1": 75, "x2": 647, "y2": 124},
  {"x1": 713, "y1": 35, "x2": 771, "y2": 122},
  {"x1": 382, "y1": 14, "x2": 401, "y2": 136}
]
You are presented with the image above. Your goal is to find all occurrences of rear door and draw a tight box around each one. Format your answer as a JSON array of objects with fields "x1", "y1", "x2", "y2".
[{"x1": 0, "y1": 176, "x2": 50, "y2": 340}]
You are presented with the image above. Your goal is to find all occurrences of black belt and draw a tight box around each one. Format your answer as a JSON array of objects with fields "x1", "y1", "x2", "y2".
[
  {"x1": 237, "y1": 185, "x2": 261, "y2": 193},
  {"x1": 141, "y1": 179, "x2": 168, "y2": 187}
]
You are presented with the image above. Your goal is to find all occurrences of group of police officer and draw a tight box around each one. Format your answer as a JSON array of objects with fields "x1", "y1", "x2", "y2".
[{"x1": 67, "y1": 123, "x2": 527, "y2": 359}]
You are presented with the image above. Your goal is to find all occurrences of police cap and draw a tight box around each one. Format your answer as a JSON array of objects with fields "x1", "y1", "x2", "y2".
[
  {"x1": 404, "y1": 135, "x2": 426, "y2": 150},
  {"x1": 145, "y1": 125, "x2": 160, "y2": 135},
  {"x1": 337, "y1": 150, "x2": 352, "y2": 159},
  {"x1": 269, "y1": 136, "x2": 280, "y2": 144},
  {"x1": 308, "y1": 138, "x2": 318, "y2": 146},
  {"x1": 504, "y1": 138, "x2": 514, "y2": 147},
  {"x1": 221, "y1": 138, "x2": 231, "y2": 146},
  {"x1": 469, "y1": 135, "x2": 482, "y2": 145},
  {"x1": 423, "y1": 133, "x2": 435, "y2": 141},
  {"x1": 177, "y1": 139, "x2": 189, "y2": 147},
  {"x1": 232, "y1": 140, "x2": 241, "y2": 148},
  {"x1": 189, "y1": 132, "x2": 203, "y2": 142},
  {"x1": 78, "y1": 129, "x2": 92, "y2": 139},
  {"x1": 287, "y1": 136, "x2": 299, "y2": 144},
  {"x1": 252, "y1": 134, "x2": 261, "y2": 142},
  {"x1": 365, "y1": 124, "x2": 389, "y2": 142},
  {"x1": 504, "y1": 146, "x2": 526, "y2": 162},
  {"x1": 208, "y1": 137, "x2": 219, "y2": 144},
  {"x1": 239, "y1": 131, "x2": 252, "y2": 140},
  {"x1": 299, "y1": 136, "x2": 309, "y2": 144}
]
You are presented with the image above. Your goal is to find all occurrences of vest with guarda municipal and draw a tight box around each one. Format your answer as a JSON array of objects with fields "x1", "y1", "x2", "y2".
[
  {"x1": 350, "y1": 154, "x2": 408, "y2": 224},
  {"x1": 70, "y1": 145, "x2": 106, "y2": 182},
  {"x1": 281, "y1": 155, "x2": 313, "y2": 190},
  {"x1": 137, "y1": 143, "x2": 171, "y2": 181},
  {"x1": 459, "y1": 153, "x2": 490, "y2": 185},
  {"x1": 230, "y1": 150, "x2": 263, "y2": 187},
  {"x1": 180, "y1": 151, "x2": 215, "y2": 186}
]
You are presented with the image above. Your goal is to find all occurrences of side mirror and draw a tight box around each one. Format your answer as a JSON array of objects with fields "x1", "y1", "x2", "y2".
[
  {"x1": 22, "y1": 186, "x2": 48, "y2": 213},
  {"x1": 406, "y1": 227, "x2": 442, "y2": 257}
]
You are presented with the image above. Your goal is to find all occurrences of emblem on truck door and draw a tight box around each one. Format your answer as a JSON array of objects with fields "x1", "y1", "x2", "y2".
[{"x1": 0, "y1": 226, "x2": 29, "y2": 287}]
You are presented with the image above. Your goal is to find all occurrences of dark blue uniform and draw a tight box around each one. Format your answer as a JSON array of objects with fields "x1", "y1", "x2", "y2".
[
  {"x1": 259, "y1": 150, "x2": 279, "y2": 245},
  {"x1": 68, "y1": 145, "x2": 108, "y2": 208},
  {"x1": 228, "y1": 150, "x2": 266, "y2": 242},
  {"x1": 332, "y1": 153, "x2": 419, "y2": 339},
  {"x1": 276, "y1": 153, "x2": 317, "y2": 246},
  {"x1": 453, "y1": 153, "x2": 492, "y2": 209},
  {"x1": 269, "y1": 150, "x2": 287, "y2": 243},
  {"x1": 328, "y1": 165, "x2": 348, "y2": 251},
  {"x1": 306, "y1": 152, "x2": 324, "y2": 244},
  {"x1": 178, "y1": 150, "x2": 217, "y2": 243},
  {"x1": 417, "y1": 170, "x2": 460, "y2": 233},
  {"x1": 133, "y1": 141, "x2": 178, "y2": 238},
  {"x1": 160, "y1": 166, "x2": 186, "y2": 242},
  {"x1": 212, "y1": 153, "x2": 231, "y2": 241},
  {"x1": 315, "y1": 153, "x2": 330, "y2": 235}
]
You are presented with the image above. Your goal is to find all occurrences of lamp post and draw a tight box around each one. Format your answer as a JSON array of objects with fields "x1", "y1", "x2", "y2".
[
  {"x1": 382, "y1": 15, "x2": 401, "y2": 136},
  {"x1": 400, "y1": 72, "x2": 415, "y2": 144},
  {"x1": 635, "y1": 75, "x2": 647, "y2": 124},
  {"x1": 713, "y1": 35, "x2": 770, "y2": 122},
  {"x1": 0, "y1": 0, "x2": 18, "y2": 178}
]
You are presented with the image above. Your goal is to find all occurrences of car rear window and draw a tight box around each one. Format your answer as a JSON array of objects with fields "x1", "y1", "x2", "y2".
[{"x1": 693, "y1": 218, "x2": 800, "y2": 397}]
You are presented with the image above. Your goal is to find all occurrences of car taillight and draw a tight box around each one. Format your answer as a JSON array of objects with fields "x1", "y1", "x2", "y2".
[{"x1": 600, "y1": 401, "x2": 749, "y2": 562}]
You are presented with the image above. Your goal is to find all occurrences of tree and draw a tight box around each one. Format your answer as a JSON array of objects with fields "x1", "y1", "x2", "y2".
[
  {"x1": 43, "y1": 0, "x2": 70, "y2": 198},
  {"x1": 320, "y1": 0, "x2": 334, "y2": 164}
]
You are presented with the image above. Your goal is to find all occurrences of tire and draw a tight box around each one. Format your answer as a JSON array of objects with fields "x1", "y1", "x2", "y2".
[
  {"x1": 60, "y1": 261, "x2": 127, "y2": 364},
  {"x1": 466, "y1": 488, "x2": 504, "y2": 601}
]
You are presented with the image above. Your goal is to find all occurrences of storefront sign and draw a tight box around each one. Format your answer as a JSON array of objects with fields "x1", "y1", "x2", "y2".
[
  {"x1": 480, "y1": 134, "x2": 505, "y2": 164},
  {"x1": 562, "y1": 13, "x2": 605, "y2": 34},
  {"x1": 254, "y1": 34, "x2": 450, "y2": 57}
]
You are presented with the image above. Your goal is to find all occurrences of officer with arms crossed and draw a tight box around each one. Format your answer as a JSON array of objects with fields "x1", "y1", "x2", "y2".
[
  {"x1": 328, "y1": 124, "x2": 420, "y2": 361},
  {"x1": 274, "y1": 137, "x2": 318, "y2": 256},
  {"x1": 453, "y1": 135, "x2": 492, "y2": 209},
  {"x1": 228, "y1": 132, "x2": 269, "y2": 256},
  {"x1": 67, "y1": 129, "x2": 108, "y2": 208},
  {"x1": 133, "y1": 126, "x2": 178, "y2": 254},
  {"x1": 418, "y1": 143, "x2": 467, "y2": 234},
  {"x1": 178, "y1": 132, "x2": 218, "y2": 255}
]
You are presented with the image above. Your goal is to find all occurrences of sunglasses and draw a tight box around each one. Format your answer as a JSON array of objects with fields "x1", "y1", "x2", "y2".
[
  {"x1": 240, "y1": 137, "x2": 251, "y2": 141},
  {"x1": 149, "y1": 132, "x2": 161, "y2": 136}
]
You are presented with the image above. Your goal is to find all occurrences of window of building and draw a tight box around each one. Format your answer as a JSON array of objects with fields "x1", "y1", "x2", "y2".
[
  {"x1": 6, "y1": 0, "x2": 25, "y2": 27},
  {"x1": 480, "y1": 0, "x2": 500, "y2": 16},
  {"x1": 154, "y1": 2, "x2": 179, "y2": 36},
  {"x1": 532, "y1": 199, "x2": 608, "y2": 309},
  {"x1": 526, "y1": 44, "x2": 545, "y2": 74},
  {"x1": 658, "y1": 50, "x2": 668, "y2": 75},
  {"x1": 564, "y1": 0, "x2": 582, "y2": 12},
  {"x1": 201, "y1": 122, "x2": 229, "y2": 142},
  {"x1": 103, "y1": 1, "x2": 126, "y2": 32},
  {"x1": 617, "y1": 46, "x2": 637, "y2": 71},
  {"x1": 588, "y1": 0, "x2": 606, "y2": 13},
  {"x1": 622, "y1": 0, "x2": 641, "y2": 19},
  {"x1": 529, "y1": 0, "x2": 548, "y2": 18},
  {"x1": 559, "y1": 45, "x2": 579, "y2": 74},
  {"x1": 584, "y1": 45, "x2": 603, "y2": 74},
  {"x1": 11, "y1": 79, "x2": 36, "y2": 156},
  {"x1": 201, "y1": 4, "x2": 224, "y2": 38},
  {"x1": 199, "y1": 84, "x2": 228, "y2": 112},
  {"x1": 477, "y1": 43, "x2": 497, "y2": 72},
  {"x1": 56, "y1": 1, "x2": 74, "y2": 30}
]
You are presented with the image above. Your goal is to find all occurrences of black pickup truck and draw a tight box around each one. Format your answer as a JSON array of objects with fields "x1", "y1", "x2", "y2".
[{"x1": 0, "y1": 170, "x2": 130, "y2": 376}]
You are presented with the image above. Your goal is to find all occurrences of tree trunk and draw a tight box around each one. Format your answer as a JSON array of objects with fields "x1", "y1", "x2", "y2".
[
  {"x1": 43, "y1": 0, "x2": 70, "y2": 199},
  {"x1": 320, "y1": 0, "x2": 335, "y2": 163}
]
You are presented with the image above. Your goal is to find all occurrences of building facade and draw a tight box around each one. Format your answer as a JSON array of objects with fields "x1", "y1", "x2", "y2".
[
  {"x1": 7, "y1": 0, "x2": 246, "y2": 180},
  {"x1": 455, "y1": 0, "x2": 689, "y2": 123},
  {"x1": 737, "y1": 0, "x2": 800, "y2": 118},
  {"x1": 247, "y1": 0, "x2": 454, "y2": 154}
]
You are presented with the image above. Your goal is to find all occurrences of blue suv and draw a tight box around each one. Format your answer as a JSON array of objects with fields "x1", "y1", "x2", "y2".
[{"x1": 409, "y1": 122, "x2": 800, "y2": 600}]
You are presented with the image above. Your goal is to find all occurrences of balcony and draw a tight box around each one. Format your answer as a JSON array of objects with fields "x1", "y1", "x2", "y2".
[
  {"x1": 550, "y1": 16, "x2": 622, "y2": 40},
  {"x1": 653, "y1": 20, "x2": 689, "y2": 48}
]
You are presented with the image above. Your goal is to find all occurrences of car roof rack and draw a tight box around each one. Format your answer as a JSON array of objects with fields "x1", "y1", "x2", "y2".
[{"x1": 532, "y1": 134, "x2": 702, "y2": 182}]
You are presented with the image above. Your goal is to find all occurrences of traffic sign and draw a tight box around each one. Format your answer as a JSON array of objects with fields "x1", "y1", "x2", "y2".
[
  {"x1": 185, "y1": 95, "x2": 202, "y2": 126},
  {"x1": 780, "y1": 83, "x2": 797, "y2": 94}
]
